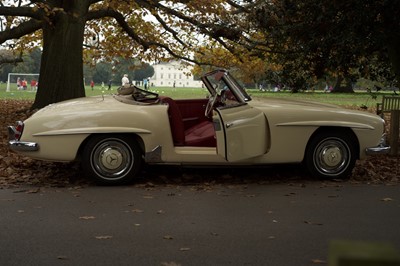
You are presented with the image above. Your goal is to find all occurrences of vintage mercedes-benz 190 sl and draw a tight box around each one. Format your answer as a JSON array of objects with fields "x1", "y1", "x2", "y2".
[{"x1": 8, "y1": 69, "x2": 390, "y2": 185}]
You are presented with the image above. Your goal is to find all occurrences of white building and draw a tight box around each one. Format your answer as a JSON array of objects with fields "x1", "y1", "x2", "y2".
[{"x1": 151, "y1": 61, "x2": 203, "y2": 88}]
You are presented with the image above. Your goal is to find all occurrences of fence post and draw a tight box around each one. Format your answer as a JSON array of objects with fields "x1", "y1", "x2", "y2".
[{"x1": 390, "y1": 110, "x2": 400, "y2": 156}]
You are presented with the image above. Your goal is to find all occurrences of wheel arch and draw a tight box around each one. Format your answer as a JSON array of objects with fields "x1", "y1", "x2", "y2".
[
  {"x1": 75, "y1": 133, "x2": 145, "y2": 161},
  {"x1": 303, "y1": 126, "x2": 360, "y2": 162}
]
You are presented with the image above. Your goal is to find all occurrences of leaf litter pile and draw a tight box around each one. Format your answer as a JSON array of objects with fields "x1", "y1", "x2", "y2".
[{"x1": 1, "y1": 99, "x2": 399, "y2": 189}]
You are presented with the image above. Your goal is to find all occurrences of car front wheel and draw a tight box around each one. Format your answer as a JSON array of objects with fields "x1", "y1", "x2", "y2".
[
  {"x1": 82, "y1": 135, "x2": 143, "y2": 185},
  {"x1": 305, "y1": 130, "x2": 357, "y2": 179}
]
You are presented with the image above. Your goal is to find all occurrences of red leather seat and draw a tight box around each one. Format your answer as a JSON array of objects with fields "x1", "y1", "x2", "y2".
[{"x1": 160, "y1": 97, "x2": 216, "y2": 147}]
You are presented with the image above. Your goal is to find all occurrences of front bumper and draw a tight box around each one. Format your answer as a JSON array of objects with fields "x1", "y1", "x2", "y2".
[
  {"x1": 8, "y1": 126, "x2": 39, "y2": 152},
  {"x1": 365, "y1": 134, "x2": 391, "y2": 155}
]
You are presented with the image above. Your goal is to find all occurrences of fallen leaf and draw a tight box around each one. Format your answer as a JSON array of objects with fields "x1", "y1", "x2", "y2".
[
  {"x1": 180, "y1": 247, "x2": 190, "y2": 251},
  {"x1": 161, "y1": 262, "x2": 181, "y2": 266},
  {"x1": 57, "y1": 256, "x2": 69, "y2": 260},
  {"x1": 381, "y1": 197, "x2": 394, "y2": 202},
  {"x1": 26, "y1": 188, "x2": 40, "y2": 194},
  {"x1": 311, "y1": 259, "x2": 327, "y2": 264},
  {"x1": 163, "y1": 235, "x2": 173, "y2": 240},
  {"x1": 95, "y1": 235, "x2": 112, "y2": 240},
  {"x1": 304, "y1": 221, "x2": 323, "y2": 226},
  {"x1": 79, "y1": 216, "x2": 96, "y2": 220}
]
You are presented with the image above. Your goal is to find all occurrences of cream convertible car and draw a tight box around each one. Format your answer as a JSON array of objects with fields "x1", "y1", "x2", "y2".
[{"x1": 9, "y1": 70, "x2": 389, "y2": 185}]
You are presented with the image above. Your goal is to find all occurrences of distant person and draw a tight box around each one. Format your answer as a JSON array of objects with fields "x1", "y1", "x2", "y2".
[
  {"x1": 121, "y1": 74, "x2": 129, "y2": 87},
  {"x1": 108, "y1": 80, "x2": 112, "y2": 90},
  {"x1": 90, "y1": 80, "x2": 95, "y2": 90},
  {"x1": 143, "y1": 78, "x2": 148, "y2": 90},
  {"x1": 22, "y1": 79, "x2": 27, "y2": 90},
  {"x1": 16, "y1": 77, "x2": 21, "y2": 90},
  {"x1": 30, "y1": 79, "x2": 37, "y2": 91}
]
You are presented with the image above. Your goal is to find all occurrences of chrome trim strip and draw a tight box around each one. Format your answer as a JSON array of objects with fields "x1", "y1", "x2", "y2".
[{"x1": 9, "y1": 140, "x2": 39, "y2": 152}]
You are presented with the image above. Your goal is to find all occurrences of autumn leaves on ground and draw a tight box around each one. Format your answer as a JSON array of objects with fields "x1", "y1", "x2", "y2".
[{"x1": 1, "y1": 99, "x2": 399, "y2": 189}]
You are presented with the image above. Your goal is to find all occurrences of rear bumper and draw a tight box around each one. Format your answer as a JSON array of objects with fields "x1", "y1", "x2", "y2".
[
  {"x1": 8, "y1": 126, "x2": 39, "y2": 152},
  {"x1": 365, "y1": 134, "x2": 390, "y2": 155}
]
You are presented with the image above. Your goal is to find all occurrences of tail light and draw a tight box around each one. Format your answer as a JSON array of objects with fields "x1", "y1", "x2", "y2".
[{"x1": 14, "y1": 121, "x2": 24, "y2": 140}]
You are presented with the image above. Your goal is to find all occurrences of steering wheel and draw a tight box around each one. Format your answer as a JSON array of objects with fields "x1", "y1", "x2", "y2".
[{"x1": 205, "y1": 95, "x2": 217, "y2": 117}]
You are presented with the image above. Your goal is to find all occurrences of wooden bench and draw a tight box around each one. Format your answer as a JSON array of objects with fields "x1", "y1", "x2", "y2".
[
  {"x1": 376, "y1": 95, "x2": 400, "y2": 115},
  {"x1": 376, "y1": 96, "x2": 400, "y2": 155}
]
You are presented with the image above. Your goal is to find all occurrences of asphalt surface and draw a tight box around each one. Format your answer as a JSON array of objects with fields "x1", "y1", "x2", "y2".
[{"x1": 1, "y1": 182, "x2": 400, "y2": 266}]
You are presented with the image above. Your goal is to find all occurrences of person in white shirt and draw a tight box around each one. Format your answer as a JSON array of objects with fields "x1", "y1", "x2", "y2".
[{"x1": 121, "y1": 74, "x2": 130, "y2": 86}]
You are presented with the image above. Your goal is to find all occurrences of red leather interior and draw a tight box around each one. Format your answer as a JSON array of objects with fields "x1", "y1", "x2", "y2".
[{"x1": 160, "y1": 96, "x2": 216, "y2": 147}]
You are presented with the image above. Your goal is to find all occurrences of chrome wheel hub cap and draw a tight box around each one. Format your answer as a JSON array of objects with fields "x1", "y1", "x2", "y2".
[
  {"x1": 315, "y1": 139, "x2": 349, "y2": 175},
  {"x1": 91, "y1": 139, "x2": 133, "y2": 180},
  {"x1": 101, "y1": 147, "x2": 123, "y2": 170},
  {"x1": 321, "y1": 146, "x2": 342, "y2": 167}
]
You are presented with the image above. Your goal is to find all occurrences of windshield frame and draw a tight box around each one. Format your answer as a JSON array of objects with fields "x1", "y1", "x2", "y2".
[{"x1": 201, "y1": 69, "x2": 252, "y2": 103}]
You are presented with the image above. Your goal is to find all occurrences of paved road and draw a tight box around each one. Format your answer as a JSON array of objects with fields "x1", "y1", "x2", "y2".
[{"x1": 1, "y1": 181, "x2": 399, "y2": 266}]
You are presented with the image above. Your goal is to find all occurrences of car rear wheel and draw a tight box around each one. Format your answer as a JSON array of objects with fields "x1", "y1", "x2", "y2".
[
  {"x1": 82, "y1": 135, "x2": 143, "y2": 185},
  {"x1": 305, "y1": 130, "x2": 357, "y2": 179}
]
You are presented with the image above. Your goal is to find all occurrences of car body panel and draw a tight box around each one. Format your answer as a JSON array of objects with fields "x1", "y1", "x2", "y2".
[
  {"x1": 215, "y1": 104, "x2": 268, "y2": 161},
  {"x1": 248, "y1": 99, "x2": 384, "y2": 161},
  {"x1": 9, "y1": 69, "x2": 389, "y2": 181}
]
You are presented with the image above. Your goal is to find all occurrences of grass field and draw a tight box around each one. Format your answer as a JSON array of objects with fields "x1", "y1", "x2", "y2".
[{"x1": 0, "y1": 82, "x2": 391, "y2": 109}]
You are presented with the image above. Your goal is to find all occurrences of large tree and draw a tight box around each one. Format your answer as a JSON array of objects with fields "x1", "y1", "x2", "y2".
[
  {"x1": 0, "y1": 0, "x2": 245, "y2": 109},
  {"x1": 238, "y1": 0, "x2": 400, "y2": 91}
]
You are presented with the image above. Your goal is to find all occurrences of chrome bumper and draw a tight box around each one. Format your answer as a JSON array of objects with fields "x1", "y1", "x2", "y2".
[
  {"x1": 365, "y1": 134, "x2": 390, "y2": 155},
  {"x1": 8, "y1": 126, "x2": 39, "y2": 152}
]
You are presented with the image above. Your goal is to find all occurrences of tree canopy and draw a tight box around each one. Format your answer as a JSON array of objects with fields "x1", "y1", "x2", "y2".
[
  {"x1": 1, "y1": 0, "x2": 400, "y2": 106},
  {"x1": 0, "y1": 0, "x2": 245, "y2": 109},
  {"x1": 242, "y1": 0, "x2": 400, "y2": 90}
]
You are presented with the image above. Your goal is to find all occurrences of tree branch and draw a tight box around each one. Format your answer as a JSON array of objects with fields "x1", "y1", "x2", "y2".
[
  {"x1": 0, "y1": 49, "x2": 23, "y2": 65},
  {"x1": 0, "y1": 6, "x2": 44, "y2": 20},
  {"x1": 86, "y1": 9, "x2": 150, "y2": 49},
  {"x1": 0, "y1": 19, "x2": 42, "y2": 44},
  {"x1": 151, "y1": 11, "x2": 189, "y2": 48}
]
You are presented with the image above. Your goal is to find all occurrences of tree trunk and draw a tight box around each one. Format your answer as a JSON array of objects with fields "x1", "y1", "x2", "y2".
[
  {"x1": 32, "y1": 11, "x2": 86, "y2": 110},
  {"x1": 332, "y1": 75, "x2": 354, "y2": 93}
]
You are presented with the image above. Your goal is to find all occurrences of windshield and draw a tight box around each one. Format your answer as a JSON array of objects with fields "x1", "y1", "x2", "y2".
[
  {"x1": 223, "y1": 74, "x2": 251, "y2": 102},
  {"x1": 202, "y1": 70, "x2": 251, "y2": 103}
]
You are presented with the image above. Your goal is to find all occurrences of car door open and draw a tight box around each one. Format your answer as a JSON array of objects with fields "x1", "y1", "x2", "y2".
[{"x1": 214, "y1": 104, "x2": 268, "y2": 162}]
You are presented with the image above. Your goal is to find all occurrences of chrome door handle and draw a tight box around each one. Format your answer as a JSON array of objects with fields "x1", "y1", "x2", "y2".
[{"x1": 226, "y1": 122, "x2": 234, "y2": 128}]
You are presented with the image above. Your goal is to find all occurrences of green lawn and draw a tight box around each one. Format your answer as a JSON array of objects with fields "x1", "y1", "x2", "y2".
[{"x1": 0, "y1": 82, "x2": 389, "y2": 109}]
